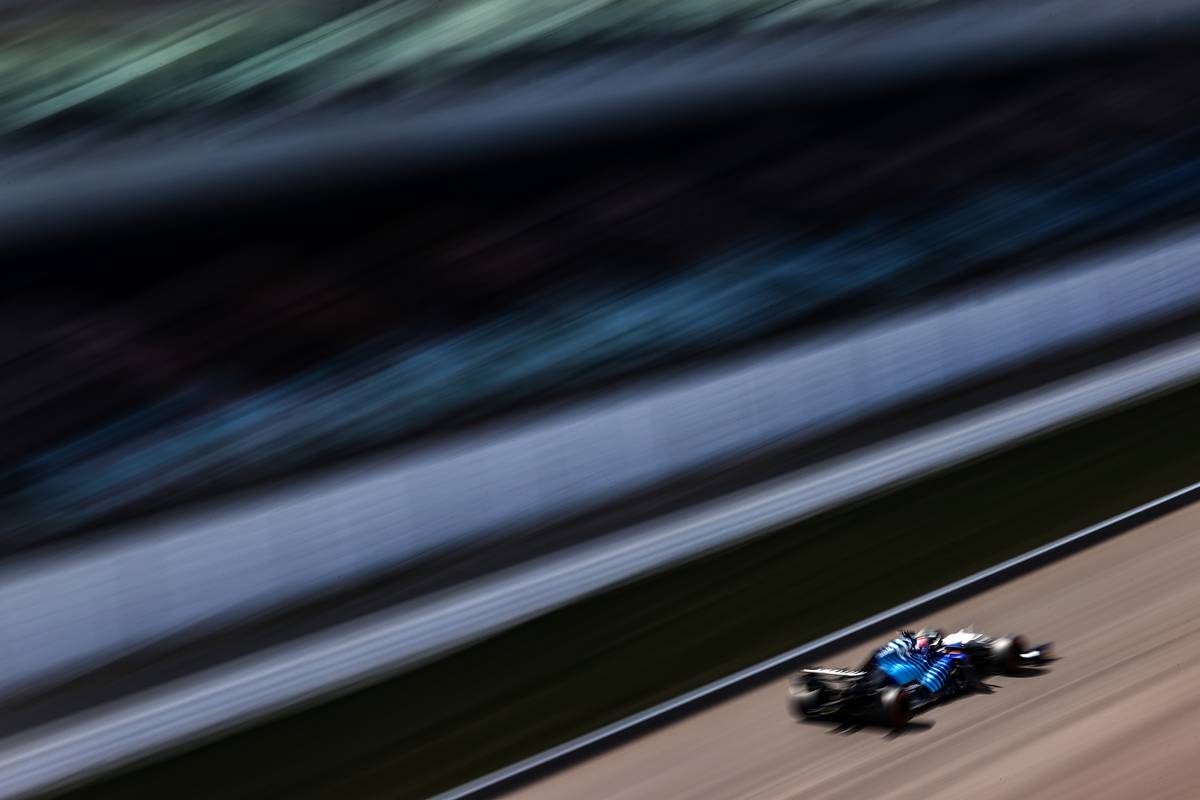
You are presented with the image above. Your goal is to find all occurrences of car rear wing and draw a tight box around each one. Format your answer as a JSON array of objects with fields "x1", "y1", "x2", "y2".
[{"x1": 801, "y1": 667, "x2": 867, "y2": 678}]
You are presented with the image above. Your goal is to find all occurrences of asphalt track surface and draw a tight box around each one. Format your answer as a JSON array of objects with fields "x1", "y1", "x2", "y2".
[{"x1": 506, "y1": 500, "x2": 1200, "y2": 800}]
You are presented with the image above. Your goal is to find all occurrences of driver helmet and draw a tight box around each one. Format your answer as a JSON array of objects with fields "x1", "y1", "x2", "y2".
[{"x1": 914, "y1": 628, "x2": 943, "y2": 651}]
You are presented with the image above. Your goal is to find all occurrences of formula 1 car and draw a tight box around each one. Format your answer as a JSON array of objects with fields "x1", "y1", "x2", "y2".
[{"x1": 787, "y1": 628, "x2": 1054, "y2": 728}]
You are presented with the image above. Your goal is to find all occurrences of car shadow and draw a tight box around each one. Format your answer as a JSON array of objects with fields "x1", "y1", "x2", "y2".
[
  {"x1": 883, "y1": 720, "x2": 934, "y2": 739},
  {"x1": 1002, "y1": 665, "x2": 1055, "y2": 678},
  {"x1": 801, "y1": 718, "x2": 934, "y2": 737}
]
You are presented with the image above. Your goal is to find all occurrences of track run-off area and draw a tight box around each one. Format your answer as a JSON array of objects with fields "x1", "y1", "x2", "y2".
[{"x1": 508, "y1": 499, "x2": 1200, "y2": 800}]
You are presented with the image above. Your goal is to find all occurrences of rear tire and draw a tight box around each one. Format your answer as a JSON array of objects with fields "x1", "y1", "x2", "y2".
[
  {"x1": 788, "y1": 687, "x2": 824, "y2": 719},
  {"x1": 877, "y1": 686, "x2": 911, "y2": 729}
]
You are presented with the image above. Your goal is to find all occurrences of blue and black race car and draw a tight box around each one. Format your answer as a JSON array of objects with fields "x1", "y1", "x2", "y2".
[{"x1": 787, "y1": 627, "x2": 1054, "y2": 729}]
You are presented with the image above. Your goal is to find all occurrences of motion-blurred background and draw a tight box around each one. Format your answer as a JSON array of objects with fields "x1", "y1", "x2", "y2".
[{"x1": 4, "y1": 1, "x2": 1200, "y2": 798}]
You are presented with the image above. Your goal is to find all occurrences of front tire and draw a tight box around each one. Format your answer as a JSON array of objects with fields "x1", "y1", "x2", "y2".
[{"x1": 989, "y1": 636, "x2": 1028, "y2": 674}]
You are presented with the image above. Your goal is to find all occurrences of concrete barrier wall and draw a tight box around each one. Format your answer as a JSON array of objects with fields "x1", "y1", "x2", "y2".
[{"x1": 2, "y1": 227, "x2": 1200, "y2": 695}]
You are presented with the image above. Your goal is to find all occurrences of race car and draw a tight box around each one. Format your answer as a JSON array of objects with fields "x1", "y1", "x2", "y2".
[{"x1": 787, "y1": 627, "x2": 1054, "y2": 728}]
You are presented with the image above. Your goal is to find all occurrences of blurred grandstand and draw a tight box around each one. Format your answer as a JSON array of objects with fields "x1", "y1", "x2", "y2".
[{"x1": 6, "y1": 14, "x2": 1200, "y2": 553}]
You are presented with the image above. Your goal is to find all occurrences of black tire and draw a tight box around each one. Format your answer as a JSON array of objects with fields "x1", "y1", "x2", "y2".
[
  {"x1": 788, "y1": 686, "x2": 824, "y2": 719},
  {"x1": 876, "y1": 686, "x2": 911, "y2": 729},
  {"x1": 989, "y1": 635, "x2": 1028, "y2": 674}
]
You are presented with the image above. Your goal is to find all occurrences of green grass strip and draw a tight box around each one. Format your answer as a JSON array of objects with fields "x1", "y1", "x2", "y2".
[{"x1": 67, "y1": 376, "x2": 1200, "y2": 800}]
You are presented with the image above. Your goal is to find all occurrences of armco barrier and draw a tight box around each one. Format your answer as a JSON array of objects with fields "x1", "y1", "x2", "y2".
[{"x1": 1, "y1": 227, "x2": 1200, "y2": 697}]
